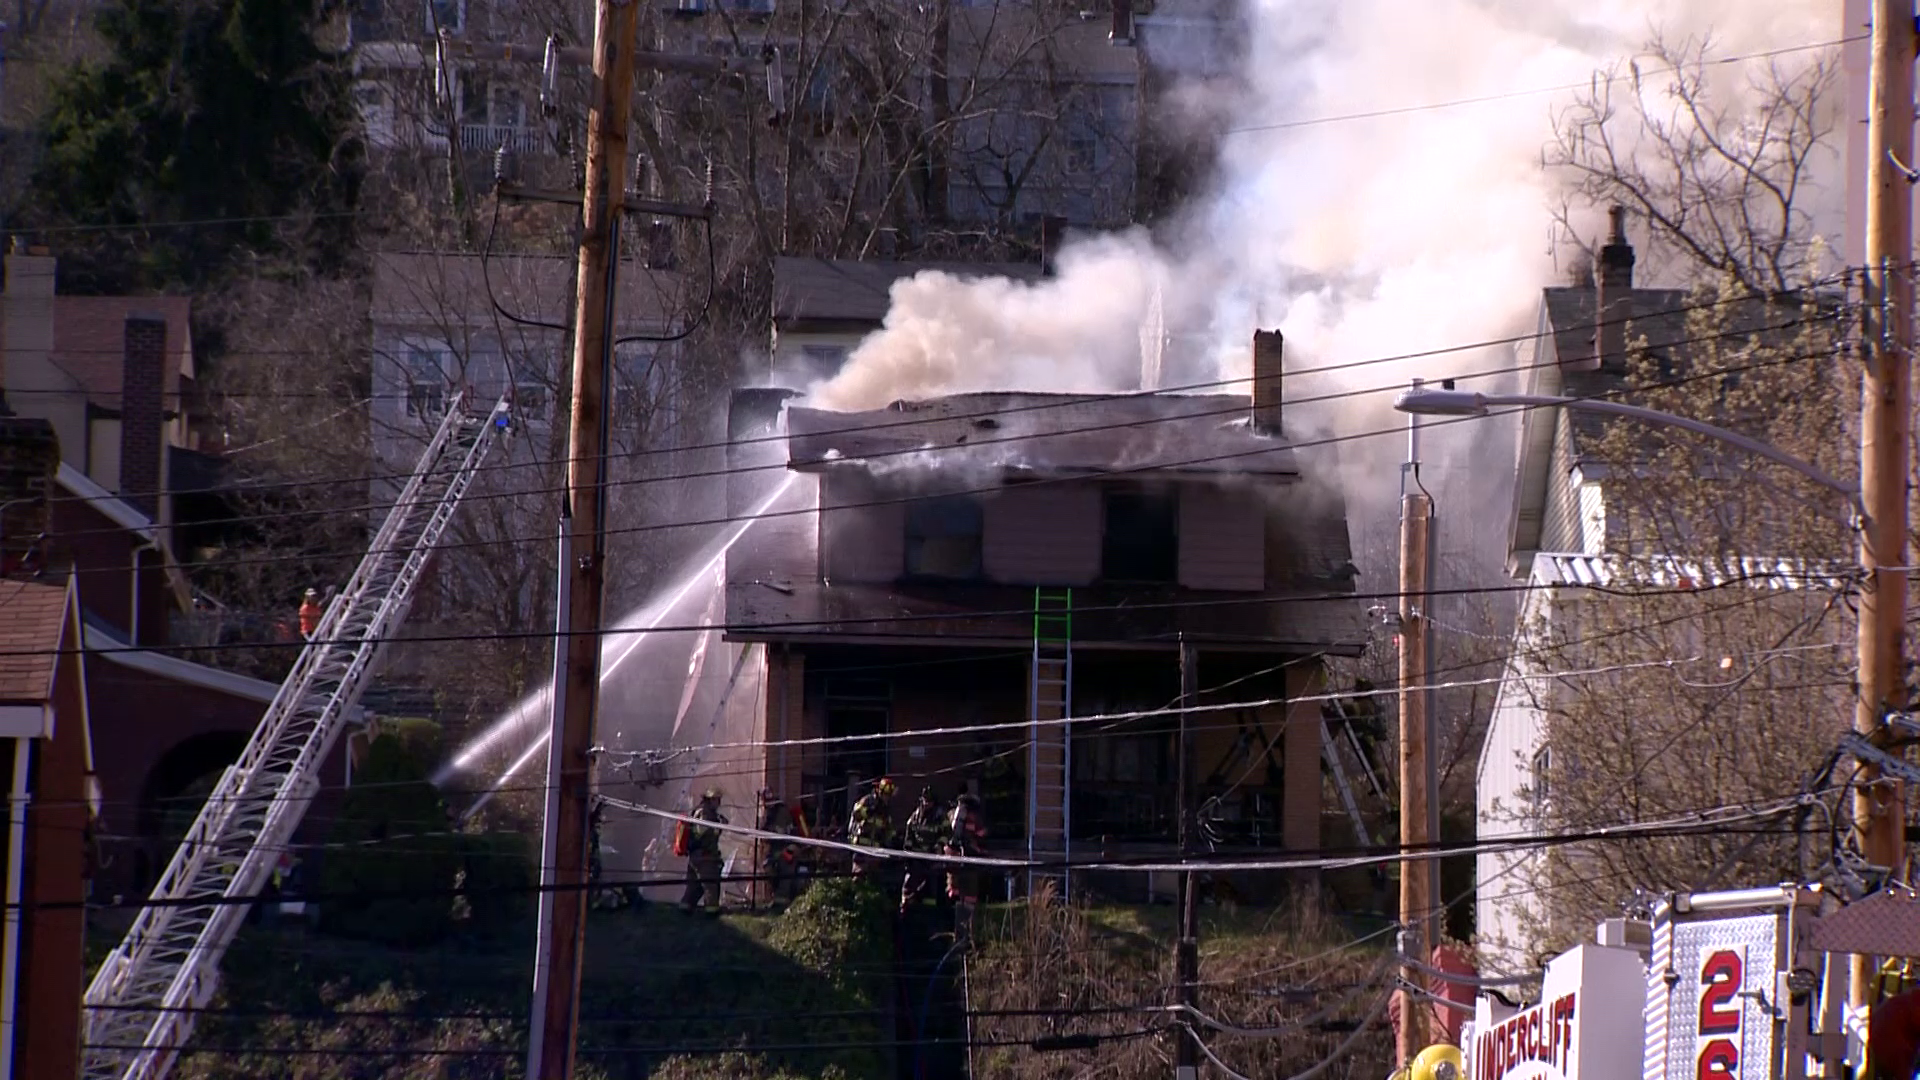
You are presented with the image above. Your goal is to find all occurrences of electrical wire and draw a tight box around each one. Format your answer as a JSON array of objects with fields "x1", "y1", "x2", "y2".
[
  {"x1": 35, "y1": 297, "x2": 1846, "y2": 551},
  {"x1": 5, "y1": 796, "x2": 1829, "y2": 913},
  {"x1": 1221, "y1": 34, "x2": 1859, "y2": 136},
  {"x1": 24, "y1": 277, "x2": 1855, "y2": 520}
]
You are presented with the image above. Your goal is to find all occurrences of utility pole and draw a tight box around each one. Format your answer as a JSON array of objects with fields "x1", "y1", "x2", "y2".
[
  {"x1": 1397, "y1": 437, "x2": 1434, "y2": 1063},
  {"x1": 1175, "y1": 641, "x2": 1200, "y2": 1080},
  {"x1": 528, "y1": 0, "x2": 637, "y2": 1075},
  {"x1": 1852, "y1": 0, "x2": 1914, "y2": 1009}
]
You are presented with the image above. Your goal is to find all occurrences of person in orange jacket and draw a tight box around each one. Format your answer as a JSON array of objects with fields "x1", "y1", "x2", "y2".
[{"x1": 298, "y1": 588, "x2": 323, "y2": 639}]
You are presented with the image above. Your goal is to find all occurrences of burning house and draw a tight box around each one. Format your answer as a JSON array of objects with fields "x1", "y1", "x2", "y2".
[{"x1": 720, "y1": 333, "x2": 1366, "y2": 896}]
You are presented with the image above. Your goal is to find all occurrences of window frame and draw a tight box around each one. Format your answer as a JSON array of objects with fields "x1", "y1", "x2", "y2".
[{"x1": 903, "y1": 494, "x2": 986, "y2": 582}]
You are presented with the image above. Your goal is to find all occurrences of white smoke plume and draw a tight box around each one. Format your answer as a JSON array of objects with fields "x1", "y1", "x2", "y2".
[
  {"x1": 811, "y1": 0, "x2": 1835, "y2": 428},
  {"x1": 810, "y1": 231, "x2": 1169, "y2": 410}
]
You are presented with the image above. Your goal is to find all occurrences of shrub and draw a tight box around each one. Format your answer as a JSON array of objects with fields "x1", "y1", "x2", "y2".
[{"x1": 319, "y1": 725, "x2": 461, "y2": 946}]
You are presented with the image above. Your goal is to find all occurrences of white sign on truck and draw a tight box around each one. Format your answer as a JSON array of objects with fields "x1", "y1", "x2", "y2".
[{"x1": 1461, "y1": 943, "x2": 1646, "y2": 1080}]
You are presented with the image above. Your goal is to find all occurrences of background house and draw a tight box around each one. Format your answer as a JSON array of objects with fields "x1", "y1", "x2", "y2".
[
  {"x1": 2, "y1": 250, "x2": 205, "y2": 536},
  {"x1": 1476, "y1": 214, "x2": 1855, "y2": 971},
  {"x1": 768, "y1": 256, "x2": 1041, "y2": 384},
  {"x1": 0, "y1": 578, "x2": 93, "y2": 1080},
  {"x1": 1475, "y1": 552, "x2": 1849, "y2": 973},
  {"x1": 0, "y1": 251, "x2": 358, "y2": 903}
]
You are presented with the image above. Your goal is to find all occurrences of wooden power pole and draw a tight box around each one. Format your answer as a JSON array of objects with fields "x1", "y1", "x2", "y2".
[
  {"x1": 528, "y1": 0, "x2": 638, "y2": 1075},
  {"x1": 1397, "y1": 486, "x2": 1434, "y2": 1061},
  {"x1": 1175, "y1": 641, "x2": 1200, "y2": 1080},
  {"x1": 1852, "y1": 0, "x2": 1914, "y2": 1008}
]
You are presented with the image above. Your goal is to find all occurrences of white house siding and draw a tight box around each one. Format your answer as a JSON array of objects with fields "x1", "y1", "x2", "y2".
[
  {"x1": 1537, "y1": 419, "x2": 1585, "y2": 556},
  {"x1": 1476, "y1": 575, "x2": 1558, "y2": 976},
  {"x1": 1176, "y1": 484, "x2": 1264, "y2": 591},
  {"x1": 982, "y1": 484, "x2": 1100, "y2": 585}
]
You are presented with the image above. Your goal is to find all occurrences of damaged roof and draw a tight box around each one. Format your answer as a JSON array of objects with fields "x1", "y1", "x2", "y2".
[{"x1": 785, "y1": 392, "x2": 1298, "y2": 478}]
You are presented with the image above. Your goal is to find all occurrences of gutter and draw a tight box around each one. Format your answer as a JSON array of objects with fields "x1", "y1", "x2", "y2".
[{"x1": 0, "y1": 740, "x2": 31, "y2": 1080}]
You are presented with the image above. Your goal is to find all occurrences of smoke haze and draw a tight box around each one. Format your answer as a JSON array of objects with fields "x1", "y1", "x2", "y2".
[{"x1": 812, "y1": 0, "x2": 1835, "y2": 438}]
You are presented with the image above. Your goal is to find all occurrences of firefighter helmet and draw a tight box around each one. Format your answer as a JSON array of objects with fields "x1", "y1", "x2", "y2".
[
  {"x1": 701, "y1": 787, "x2": 721, "y2": 802},
  {"x1": 1410, "y1": 1044, "x2": 1464, "y2": 1080},
  {"x1": 873, "y1": 777, "x2": 895, "y2": 798}
]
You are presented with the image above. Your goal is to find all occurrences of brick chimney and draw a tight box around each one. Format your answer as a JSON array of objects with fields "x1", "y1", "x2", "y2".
[
  {"x1": 1109, "y1": 0, "x2": 1134, "y2": 45},
  {"x1": 1593, "y1": 205, "x2": 1635, "y2": 374},
  {"x1": 120, "y1": 315, "x2": 167, "y2": 518},
  {"x1": 1251, "y1": 329, "x2": 1283, "y2": 436}
]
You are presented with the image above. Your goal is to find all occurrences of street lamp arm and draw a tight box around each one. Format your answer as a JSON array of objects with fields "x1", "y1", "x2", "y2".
[{"x1": 1394, "y1": 388, "x2": 1863, "y2": 522}]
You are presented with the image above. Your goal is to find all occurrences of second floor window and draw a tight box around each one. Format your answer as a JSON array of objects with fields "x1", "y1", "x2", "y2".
[
  {"x1": 515, "y1": 381, "x2": 551, "y2": 424},
  {"x1": 405, "y1": 347, "x2": 449, "y2": 419},
  {"x1": 1102, "y1": 486, "x2": 1177, "y2": 582},
  {"x1": 428, "y1": 0, "x2": 463, "y2": 33},
  {"x1": 905, "y1": 495, "x2": 984, "y2": 581}
]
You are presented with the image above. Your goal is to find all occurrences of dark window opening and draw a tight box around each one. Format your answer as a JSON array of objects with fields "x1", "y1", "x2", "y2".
[
  {"x1": 1102, "y1": 486, "x2": 1177, "y2": 582},
  {"x1": 818, "y1": 675, "x2": 890, "y2": 827},
  {"x1": 905, "y1": 495, "x2": 984, "y2": 580}
]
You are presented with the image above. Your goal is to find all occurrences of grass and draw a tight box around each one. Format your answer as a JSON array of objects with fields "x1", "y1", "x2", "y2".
[
  {"x1": 88, "y1": 881, "x2": 897, "y2": 1080},
  {"x1": 86, "y1": 885, "x2": 1400, "y2": 1079}
]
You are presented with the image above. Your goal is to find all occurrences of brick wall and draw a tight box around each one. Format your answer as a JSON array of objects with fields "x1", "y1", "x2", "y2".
[
  {"x1": 0, "y1": 416, "x2": 59, "y2": 576},
  {"x1": 119, "y1": 316, "x2": 167, "y2": 517}
]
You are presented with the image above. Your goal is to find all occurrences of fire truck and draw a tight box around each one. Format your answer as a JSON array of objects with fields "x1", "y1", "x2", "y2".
[{"x1": 1450, "y1": 884, "x2": 1920, "y2": 1080}]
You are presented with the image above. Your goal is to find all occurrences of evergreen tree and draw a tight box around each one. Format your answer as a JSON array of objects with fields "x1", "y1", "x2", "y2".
[{"x1": 24, "y1": 0, "x2": 361, "y2": 292}]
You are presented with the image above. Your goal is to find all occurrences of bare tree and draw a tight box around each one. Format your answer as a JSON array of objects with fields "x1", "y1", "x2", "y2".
[
  {"x1": 1547, "y1": 33, "x2": 1840, "y2": 295},
  {"x1": 1487, "y1": 33, "x2": 1863, "y2": 962}
]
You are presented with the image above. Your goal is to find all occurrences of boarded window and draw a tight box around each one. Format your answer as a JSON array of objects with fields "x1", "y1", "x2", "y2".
[
  {"x1": 1102, "y1": 486, "x2": 1177, "y2": 582},
  {"x1": 905, "y1": 495, "x2": 984, "y2": 580}
]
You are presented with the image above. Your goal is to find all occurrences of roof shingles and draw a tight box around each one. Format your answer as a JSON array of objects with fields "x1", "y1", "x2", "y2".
[{"x1": 0, "y1": 580, "x2": 69, "y2": 702}]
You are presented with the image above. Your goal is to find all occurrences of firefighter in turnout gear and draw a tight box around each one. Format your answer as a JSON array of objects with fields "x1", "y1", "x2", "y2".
[
  {"x1": 899, "y1": 788, "x2": 947, "y2": 915},
  {"x1": 847, "y1": 777, "x2": 897, "y2": 878},
  {"x1": 758, "y1": 788, "x2": 807, "y2": 905},
  {"x1": 298, "y1": 588, "x2": 323, "y2": 639},
  {"x1": 676, "y1": 788, "x2": 727, "y2": 914},
  {"x1": 945, "y1": 793, "x2": 987, "y2": 945}
]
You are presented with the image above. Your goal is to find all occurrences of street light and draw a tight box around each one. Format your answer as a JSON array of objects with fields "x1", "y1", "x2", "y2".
[{"x1": 1392, "y1": 388, "x2": 1864, "y2": 522}]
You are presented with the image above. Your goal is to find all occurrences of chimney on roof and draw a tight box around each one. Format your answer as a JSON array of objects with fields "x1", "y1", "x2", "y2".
[
  {"x1": 1109, "y1": 0, "x2": 1134, "y2": 45},
  {"x1": 2, "y1": 246, "x2": 57, "y2": 418},
  {"x1": 120, "y1": 315, "x2": 167, "y2": 518},
  {"x1": 1593, "y1": 205, "x2": 1635, "y2": 374},
  {"x1": 1251, "y1": 329, "x2": 1283, "y2": 436}
]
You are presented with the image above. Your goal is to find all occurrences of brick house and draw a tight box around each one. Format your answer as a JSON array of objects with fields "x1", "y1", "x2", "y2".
[
  {"x1": 722, "y1": 335, "x2": 1365, "y2": 894},
  {"x1": 0, "y1": 578, "x2": 95, "y2": 1080},
  {"x1": 0, "y1": 253, "x2": 355, "y2": 901}
]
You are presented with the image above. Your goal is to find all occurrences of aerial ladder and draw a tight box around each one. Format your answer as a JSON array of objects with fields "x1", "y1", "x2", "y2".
[
  {"x1": 1026, "y1": 588, "x2": 1072, "y2": 899},
  {"x1": 81, "y1": 394, "x2": 512, "y2": 1080}
]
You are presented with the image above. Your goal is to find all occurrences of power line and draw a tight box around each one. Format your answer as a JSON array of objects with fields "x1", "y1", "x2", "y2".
[
  {"x1": 9, "y1": 338, "x2": 1857, "y2": 611},
  {"x1": 3, "y1": 796, "x2": 1828, "y2": 912},
  {"x1": 1222, "y1": 34, "x2": 1857, "y2": 136},
  {"x1": 33, "y1": 295, "x2": 1845, "y2": 552},
  {"x1": 2, "y1": 211, "x2": 361, "y2": 236},
  {"x1": 27, "y1": 278, "x2": 1853, "y2": 520}
]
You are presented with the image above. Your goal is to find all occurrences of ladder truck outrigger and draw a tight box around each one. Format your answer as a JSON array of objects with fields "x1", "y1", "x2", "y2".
[{"x1": 81, "y1": 394, "x2": 512, "y2": 1080}]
